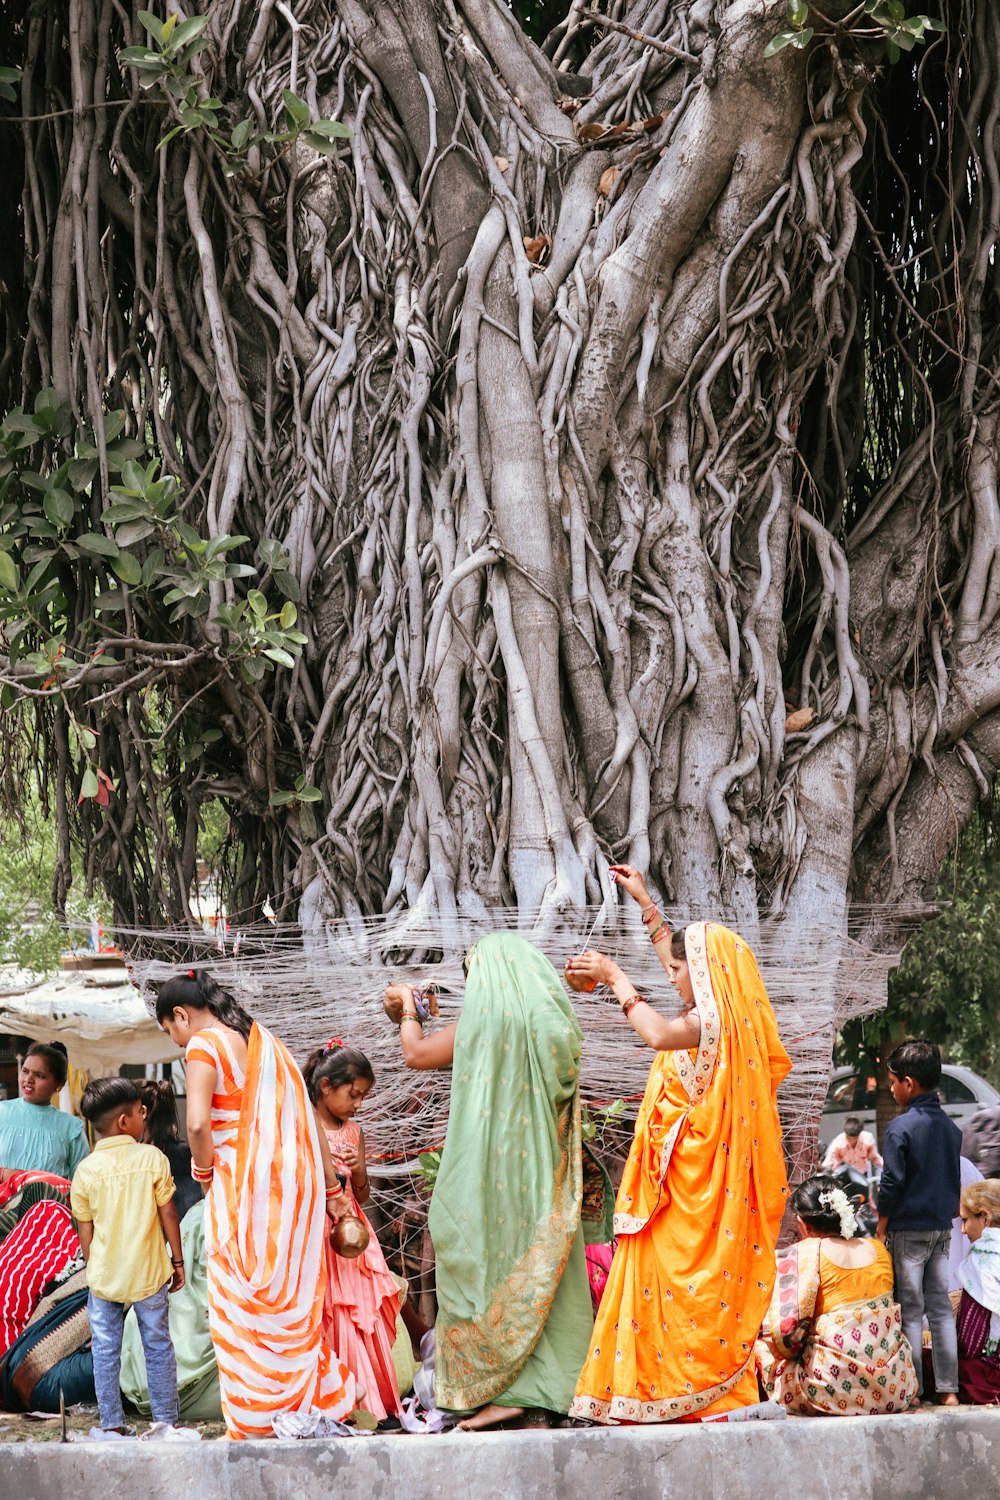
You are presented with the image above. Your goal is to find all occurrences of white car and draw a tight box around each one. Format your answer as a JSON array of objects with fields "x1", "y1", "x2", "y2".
[{"x1": 818, "y1": 1063, "x2": 1000, "y2": 1153}]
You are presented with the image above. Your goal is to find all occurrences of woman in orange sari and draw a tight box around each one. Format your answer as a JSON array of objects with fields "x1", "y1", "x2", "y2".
[
  {"x1": 566, "y1": 866, "x2": 791, "y2": 1423},
  {"x1": 156, "y1": 971, "x2": 357, "y2": 1439}
]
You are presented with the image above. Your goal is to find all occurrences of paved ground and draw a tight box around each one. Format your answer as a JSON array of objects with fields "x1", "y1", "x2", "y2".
[{"x1": 0, "y1": 1405, "x2": 996, "y2": 1498}]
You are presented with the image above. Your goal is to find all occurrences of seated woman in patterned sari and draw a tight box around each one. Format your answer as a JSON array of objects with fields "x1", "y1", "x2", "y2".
[
  {"x1": 955, "y1": 1178, "x2": 1000, "y2": 1404},
  {"x1": 764, "y1": 1174, "x2": 917, "y2": 1415},
  {"x1": 383, "y1": 932, "x2": 593, "y2": 1431}
]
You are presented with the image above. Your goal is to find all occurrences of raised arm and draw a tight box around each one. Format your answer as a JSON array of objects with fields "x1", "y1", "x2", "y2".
[
  {"x1": 384, "y1": 985, "x2": 458, "y2": 1070},
  {"x1": 564, "y1": 950, "x2": 701, "y2": 1053},
  {"x1": 609, "y1": 864, "x2": 674, "y2": 978}
]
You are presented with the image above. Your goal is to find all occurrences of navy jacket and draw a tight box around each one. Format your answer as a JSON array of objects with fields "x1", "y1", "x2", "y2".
[{"x1": 877, "y1": 1091, "x2": 962, "y2": 1230}]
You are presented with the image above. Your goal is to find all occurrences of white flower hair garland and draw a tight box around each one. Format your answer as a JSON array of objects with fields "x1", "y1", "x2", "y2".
[{"x1": 819, "y1": 1186, "x2": 858, "y2": 1239}]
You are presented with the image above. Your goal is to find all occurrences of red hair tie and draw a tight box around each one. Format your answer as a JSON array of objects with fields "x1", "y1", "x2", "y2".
[
  {"x1": 187, "y1": 969, "x2": 196, "y2": 979},
  {"x1": 324, "y1": 1037, "x2": 344, "y2": 1054}
]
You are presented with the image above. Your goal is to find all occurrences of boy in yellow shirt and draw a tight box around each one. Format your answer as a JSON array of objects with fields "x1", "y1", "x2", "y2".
[{"x1": 71, "y1": 1077, "x2": 185, "y2": 1438}]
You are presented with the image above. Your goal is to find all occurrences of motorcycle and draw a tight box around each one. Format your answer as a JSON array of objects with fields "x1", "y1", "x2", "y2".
[{"x1": 831, "y1": 1162, "x2": 879, "y2": 1237}]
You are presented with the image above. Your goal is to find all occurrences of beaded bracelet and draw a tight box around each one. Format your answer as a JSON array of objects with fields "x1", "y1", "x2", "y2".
[{"x1": 621, "y1": 993, "x2": 642, "y2": 1017}]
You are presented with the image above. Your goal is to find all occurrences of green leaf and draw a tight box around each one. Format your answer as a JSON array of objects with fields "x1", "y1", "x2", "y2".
[
  {"x1": 301, "y1": 134, "x2": 342, "y2": 160},
  {"x1": 262, "y1": 647, "x2": 296, "y2": 668},
  {"x1": 240, "y1": 657, "x2": 267, "y2": 683},
  {"x1": 43, "y1": 488, "x2": 74, "y2": 528},
  {"x1": 68, "y1": 458, "x2": 99, "y2": 490},
  {"x1": 279, "y1": 601, "x2": 297, "y2": 629},
  {"x1": 95, "y1": 589, "x2": 126, "y2": 612},
  {"x1": 269, "y1": 789, "x2": 294, "y2": 806},
  {"x1": 297, "y1": 785, "x2": 322, "y2": 803},
  {"x1": 167, "y1": 14, "x2": 209, "y2": 51},
  {"x1": 786, "y1": 0, "x2": 809, "y2": 21},
  {"x1": 282, "y1": 89, "x2": 312, "y2": 130},
  {"x1": 0, "y1": 552, "x2": 19, "y2": 593},
  {"x1": 231, "y1": 117, "x2": 254, "y2": 150},
  {"x1": 80, "y1": 766, "x2": 100, "y2": 800},
  {"x1": 274, "y1": 570, "x2": 300, "y2": 601},
  {"x1": 789, "y1": 25, "x2": 813, "y2": 46},
  {"x1": 305, "y1": 118, "x2": 352, "y2": 140},
  {"x1": 102, "y1": 499, "x2": 149, "y2": 524},
  {"x1": 297, "y1": 804, "x2": 318, "y2": 839},
  {"x1": 114, "y1": 520, "x2": 156, "y2": 547},
  {"x1": 112, "y1": 553, "x2": 143, "y2": 586},
  {"x1": 247, "y1": 588, "x2": 268, "y2": 617},
  {"x1": 118, "y1": 458, "x2": 148, "y2": 495},
  {"x1": 764, "y1": 28, "x2": 801, "y2": 54},
  {"x1": 75, "y1": 534, "x2": 120, "y2": 558}
]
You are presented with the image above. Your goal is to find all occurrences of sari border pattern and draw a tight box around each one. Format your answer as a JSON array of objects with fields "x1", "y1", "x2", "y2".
[
  {"x1": 568, "y1": 1349, "x2": 754, "y2": 1424},
  {"x1": 675, "y1": 921, "x2": 721, "y2": 1105}
]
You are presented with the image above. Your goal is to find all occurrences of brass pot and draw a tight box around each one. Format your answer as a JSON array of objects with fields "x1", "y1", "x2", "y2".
[{"x1": 330, "y1": 1213, "x2": 370, "y2": 1259}]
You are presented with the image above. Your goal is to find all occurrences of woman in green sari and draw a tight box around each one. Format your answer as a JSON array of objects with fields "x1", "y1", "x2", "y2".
[{"x1": 384, "y1": 932, "x2": 593, "y2": 1429}]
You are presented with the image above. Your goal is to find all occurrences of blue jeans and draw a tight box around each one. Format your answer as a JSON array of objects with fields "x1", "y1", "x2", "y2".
[
  {"x1": 889, "y1": 1228, "x2": 958, "y2": 1395},
  {"x1": 88, "y1": 1284, "x2": 179, "y2": 1429}
]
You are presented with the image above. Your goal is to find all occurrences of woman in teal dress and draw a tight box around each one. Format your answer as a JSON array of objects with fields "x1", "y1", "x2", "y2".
[
  {"x1": 0, "y1": 1044, "x2": 88, "y2": 1179},
  {"x1": 384, "y1": 933, "x2": 593, "y2": 1429}
]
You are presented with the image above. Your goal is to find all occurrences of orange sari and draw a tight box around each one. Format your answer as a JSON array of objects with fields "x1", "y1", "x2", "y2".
[
  {"x1": 186, "y1": 1024, "x2": 356, "y2": 1438},
  {"x1": 570, "y1": 922, "x2": 791, "y2": 1423}
]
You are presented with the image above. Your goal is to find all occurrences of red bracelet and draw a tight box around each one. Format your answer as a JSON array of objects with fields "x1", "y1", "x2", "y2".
[
  {"x1": 621, "y1": 993, "x2": 642, "y2": 1017},
  {"x1": 641, "y1": 904, "x2": 660, "y2": 926},
  {"x1": 191, "y1": 1163, "x2": 214, "y2": 1181},
  {"x1": 651, "y1": 926, "x2": 670, "y2": 945}
]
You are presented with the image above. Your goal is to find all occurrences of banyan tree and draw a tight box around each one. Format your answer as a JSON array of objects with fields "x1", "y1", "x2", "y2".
[{"x1": 0, "y1": 0, "x2": 996, "y2": 1118}]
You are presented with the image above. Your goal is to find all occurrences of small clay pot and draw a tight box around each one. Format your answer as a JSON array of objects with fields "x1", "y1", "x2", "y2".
[
  {"x1": 564, "y1": 965, "x2": 598, "y2": 994},
  {"x1": 330, "y1": 1213, "x2": 370, "y2": 1259}
]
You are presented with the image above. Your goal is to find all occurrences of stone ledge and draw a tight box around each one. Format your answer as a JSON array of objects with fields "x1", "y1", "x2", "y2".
[{"x1": 0, "y1": 1408, "x2": 997, "y2": 1500}]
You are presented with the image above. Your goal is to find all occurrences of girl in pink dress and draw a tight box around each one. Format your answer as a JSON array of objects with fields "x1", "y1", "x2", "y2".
[{"x1": 303, "y1": 1040, "x2": 402, "y2": 1424}]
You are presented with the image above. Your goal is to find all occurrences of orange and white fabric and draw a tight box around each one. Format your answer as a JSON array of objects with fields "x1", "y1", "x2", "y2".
[
  {"x1": 321, "y1": 1120, "x2": 401, "y2": 1421},
  {"x1": 185, "y1": 1024, "x2": 356, "y2": 1439},
  {"x1": 571, "y1": 921, "x2": 791, "y2": 1423}
]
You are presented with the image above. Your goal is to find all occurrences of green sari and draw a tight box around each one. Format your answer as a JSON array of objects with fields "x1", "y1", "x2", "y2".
[{"x1": 429, "y1": 932, "x2": 593, "y2": 1413}]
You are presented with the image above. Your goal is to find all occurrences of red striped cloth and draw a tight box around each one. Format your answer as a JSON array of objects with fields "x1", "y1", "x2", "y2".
[{"x1": 0, "y1": 1200, "x2": 80, "y2": 1354}]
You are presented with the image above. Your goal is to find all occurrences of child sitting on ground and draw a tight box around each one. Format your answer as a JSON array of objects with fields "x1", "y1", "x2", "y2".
[
  {"x1": 71, "y1": 1077, "x2": 186, "y2": 1438},
  {"x1": 876, "y1": 1039, "x2": 962, "y2": 1407}
]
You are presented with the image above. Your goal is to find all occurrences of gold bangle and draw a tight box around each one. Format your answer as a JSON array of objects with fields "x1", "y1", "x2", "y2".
[
  {"x1": 400, "y1": 1010, "x2": 421, "y2": 1024},
  {"x1": 621, "y1": 993, "x2": 642, "y2": 1017}
]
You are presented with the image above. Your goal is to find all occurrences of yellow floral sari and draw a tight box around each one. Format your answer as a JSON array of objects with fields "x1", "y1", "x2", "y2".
[{"x1": 570, "y1": 922, "x2": 791, "y2": 1423}]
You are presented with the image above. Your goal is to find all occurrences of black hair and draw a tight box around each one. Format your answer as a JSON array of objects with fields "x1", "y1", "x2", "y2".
[
  {"x1": 155, "y1": 968, "x2": 254, "y2": 1041},
  {"x1": 24, "y1": 1042, "x2": 69, "y2": 1088},
  {"x1": 844, "y1": 1116, "x2": 863, "y2": 1136},
  {"x1": 791, "y1": 1174, "x2": 851, "y2": 1235},
  {"x1": 670, "y1": 929, "x2": 687, "y2": 960},
  {"x1": 302, "y1": 1043, "x2": 375, "y2": 1105},
  {"x1": 81, "y1": 1076, "x2": 141, "y2": 1133},
  {"x1": 140, "y1": 1078, "x2": 180, "y2": 1151},
  {"x1": 886, "y1": 1039, "x2": 942, "y2": 1090}
]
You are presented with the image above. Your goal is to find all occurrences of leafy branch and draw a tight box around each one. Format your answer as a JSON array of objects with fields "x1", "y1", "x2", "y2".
[
  {"x1": 119, "y1": 11, "x2": 349, "y2": 168},
  {"x1": 765, "y1": 0, "x2": 944, "y2": 62}
]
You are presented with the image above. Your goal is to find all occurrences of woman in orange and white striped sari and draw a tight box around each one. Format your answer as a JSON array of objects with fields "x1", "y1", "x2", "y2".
[{"x1": 156, "y1": 970, "x2": 356, "y2": 1439}]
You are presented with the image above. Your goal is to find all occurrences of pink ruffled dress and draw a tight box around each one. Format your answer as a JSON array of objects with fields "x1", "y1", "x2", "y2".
[{"x1": 322, "y1": 1120, "x2": 402, "y2": 1420}]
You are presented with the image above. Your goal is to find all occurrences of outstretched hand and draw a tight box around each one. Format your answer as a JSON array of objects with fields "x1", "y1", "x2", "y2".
[
  {"x1": 608, "y1": 864, "x2": 651, "y2": 906},
  {"x1": 383, "y1": 983, "x2": 414, "y2": 1023},
  {"x1": 565, "y1": 949, "x2": 619, "y2": 991}
]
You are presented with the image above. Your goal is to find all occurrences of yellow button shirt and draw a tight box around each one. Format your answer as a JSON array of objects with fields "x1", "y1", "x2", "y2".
[{"x1": 70, "y1": 1136, "x2": 175, "y2": 1304}]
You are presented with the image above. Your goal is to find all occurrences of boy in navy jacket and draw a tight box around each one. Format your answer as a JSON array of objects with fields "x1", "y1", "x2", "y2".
[{"x1": 876, "y1": 1039, "x2": 961, "y2": 1406}]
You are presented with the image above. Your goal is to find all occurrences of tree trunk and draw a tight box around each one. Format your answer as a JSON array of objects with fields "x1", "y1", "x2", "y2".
[{"x1": 1, "y1": 1, "x2": 999, "y2": 1157}]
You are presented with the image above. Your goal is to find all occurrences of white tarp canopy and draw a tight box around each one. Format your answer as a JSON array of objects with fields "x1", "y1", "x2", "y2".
[{"x1": 0, "y1": 969, "x2": 180, "y2": 1075}]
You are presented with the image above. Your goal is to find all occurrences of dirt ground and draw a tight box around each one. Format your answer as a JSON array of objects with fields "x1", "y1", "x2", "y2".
[{"x1": 0, "y1": 1409, "x2": 226, "y2": 1443}]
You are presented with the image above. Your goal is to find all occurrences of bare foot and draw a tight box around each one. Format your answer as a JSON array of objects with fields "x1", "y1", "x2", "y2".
[
  {"x1": 456, "y1": 1404, "x2": 526, "y2": 1431},
  {"x1": 939, "y1": 1393, "x2": 960, "y2": 1407}
]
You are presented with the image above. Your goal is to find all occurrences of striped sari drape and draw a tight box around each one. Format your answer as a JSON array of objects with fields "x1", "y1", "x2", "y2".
[{"x1": 187, "y1": 1023, "x2": 356, "y2": 1438}]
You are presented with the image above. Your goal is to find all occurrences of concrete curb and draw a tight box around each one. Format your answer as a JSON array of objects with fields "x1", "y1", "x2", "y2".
[{"x1": 1, "y1": 1408, "x2": 997, "y2": 1499}]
